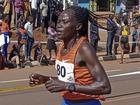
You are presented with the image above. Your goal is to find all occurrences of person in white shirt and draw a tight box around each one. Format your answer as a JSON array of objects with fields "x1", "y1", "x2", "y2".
[
  {"x1": 40, "y1": 0, "x2": 49, "y2": 33},
  {"x1": 24, "y1": 16, "x2": 34, "y2": 61},
  {"x1": 29, "y1": 0, "x2": 38, "y2": 28},
  {"x1": 120, "y1": 1, "x2": 127, "y2": 25}
]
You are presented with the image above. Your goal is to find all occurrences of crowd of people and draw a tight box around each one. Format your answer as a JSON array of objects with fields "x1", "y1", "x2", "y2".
[
  {"x1": 0, "y1": 0, "x2": 63, "y2": 30},
  {"x1": 0, "y1": 0, "x2": 140, "y2": 69},
  {"x1": 1, "y1": 1, "x2": 140, "y2": 104},
  {"x1": 0, "y1": 0, "x2": 63, "y2": 69},
  {"x1": 89, "y1": 5, "x2": 140, "y2": 64},
  {"x1": 107, "y1": 6, "x2": 140, "y2": 64}
]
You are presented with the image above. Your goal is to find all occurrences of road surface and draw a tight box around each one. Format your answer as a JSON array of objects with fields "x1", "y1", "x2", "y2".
[{"x1": 0, "y1": 58, "x2": 140, "y2": 105}]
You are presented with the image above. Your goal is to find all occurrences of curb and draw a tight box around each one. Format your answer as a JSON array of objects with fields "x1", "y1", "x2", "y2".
[{"x1": 98, "y1": 53, "x2": 140, "y2": 61}]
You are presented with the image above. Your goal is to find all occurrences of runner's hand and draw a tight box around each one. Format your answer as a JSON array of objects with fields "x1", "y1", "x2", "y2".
[
  {"x1": 29, "y1": 73, "x2": 49, "y2": 86},
  {"x1": 45, "y1": 77, "x2": 67, "y2": 92}
]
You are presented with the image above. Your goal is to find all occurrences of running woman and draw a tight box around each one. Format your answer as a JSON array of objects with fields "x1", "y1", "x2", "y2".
[{"x1": 29, "y1": 6, "x2": 111, "y2": 105}]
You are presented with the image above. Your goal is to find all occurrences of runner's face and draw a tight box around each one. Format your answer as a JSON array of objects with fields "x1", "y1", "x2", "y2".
[{"x1": 56, "y1": 9, "x2": 77, "y2": 40}]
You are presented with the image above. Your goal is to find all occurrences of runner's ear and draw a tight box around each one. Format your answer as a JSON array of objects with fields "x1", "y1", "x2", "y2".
[{"x1": 76, "y1": 23, "x2": 82, "y2": 31}]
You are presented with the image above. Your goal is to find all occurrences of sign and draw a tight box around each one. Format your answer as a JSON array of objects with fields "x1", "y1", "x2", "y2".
[{"x1": 78, "y1": 0, "x2": 90, "y2": 9}]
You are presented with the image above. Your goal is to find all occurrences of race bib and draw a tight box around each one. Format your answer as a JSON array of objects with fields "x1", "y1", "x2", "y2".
[{"x1": 55, "y1": 60, "x2": 75, "y2": 83}]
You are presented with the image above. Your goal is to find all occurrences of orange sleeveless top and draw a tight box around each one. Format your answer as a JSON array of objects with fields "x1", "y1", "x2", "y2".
[{"x1": 56, "y1": 37, "x2": 105, "y2": 101}]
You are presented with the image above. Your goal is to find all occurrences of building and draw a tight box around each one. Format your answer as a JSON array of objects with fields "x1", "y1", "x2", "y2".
[{"x1": 62, "y1": 0, "x2": 139, "y2": 12}]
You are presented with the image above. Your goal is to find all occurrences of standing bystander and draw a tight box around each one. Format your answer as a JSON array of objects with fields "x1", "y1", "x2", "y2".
[
  {"x1": 47, "y1": 22, "x2": 57, "y2": 61},
  {"x1": 131, "y1": 25, "x2": 138, "y2": 53},
  {"x1": 120, "y1": 20, "x2": 130, "y2": 64},
  {"x1": 90, "y1": 19, "x2": 100, "y2": 51},
  {"x1": 106, "y1": 14, "x2": 117, "y2": 56},
  {"x1": 29, "y1": 0, "x2": 38, "y2": 29},
  {"x1": 3, "y1": 0, "x2": 13, "y2": 29},
  {"x1": 24, "y1": 16, "x2": 34, "y2": 61},
  {"x1": 14, "y1": 0, "x2": 24, "y2": 28},
  {"x1": 0, "y1": 15, "x2": 11, "y2": 61},
  {"x1": 40, "y1": 0, "x2": 48, "y2": 34}
]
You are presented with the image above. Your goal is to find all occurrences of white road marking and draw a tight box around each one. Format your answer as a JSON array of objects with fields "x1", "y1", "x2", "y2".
[
  {"x1": 104, "y1": 93, "x2": 140, "y2": 103},
  {"x1": 106, "y1": 70, "x2": 121, "y2": 73},
  {"x1": 0, "y1": 79, "x2": 29, "y2": 84},
  {"x1": 109, "y1": 71, "x2": 140, "y2": 78},
  {"x1": 0, "y1": 71, "x2": 140, "y2": 84}
]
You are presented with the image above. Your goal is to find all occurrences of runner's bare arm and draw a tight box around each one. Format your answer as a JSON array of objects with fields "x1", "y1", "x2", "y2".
[{"x1": 74, "y1": 42, "x2": 111, "y2": 95}]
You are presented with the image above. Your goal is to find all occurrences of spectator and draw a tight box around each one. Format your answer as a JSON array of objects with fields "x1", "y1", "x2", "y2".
[
  {"x1": 34, "y1": 42, "x2": 48, "y2": 65},
  {"x1": 120, "y1": 1, "x2": 128, "y2": 24},
  {"x1": 29, "y1": 0, "x2": 38, "y2": 29},
  {"x1": 24, "y1": 16, "x2": 34, "y2": 61},
  {"x1": 0, "y1": 0, "x2": 4, "y2": 19},
  {"x1": 120, "y1": 20, "x2": 130, "y2": 64},
  {"x1": 16, "y1": 21, "x2": 28, "y2": 52},
  {"x1": 47, "y1": 22, "x2": 57, "y2": 61},
  {"x1": 34, "y1": 43, "x2": 42, "y2": 61},
  {"x1": 48, "y1": 0, "x2": 57, "y2": 22},
  {"x1": 3, "y1": 0, "x2": 13, "y2": 29},
  {"x1": 36, "y1": 0, "x2": 42, "y2": 28},
  {"x1": 106, "y1": 14, "x2": 117, "y2": 56},
  {"x1": 17, "y1": 15, "x2": 26, "y2": 29},
  {"x1": 9, "y1": 44, "x2": 20, "y2": 69},
  {"x1": 24, "y1": 0, "x2": 31, "y2": 20},
  {"x1": 136, "y1": 31, "x2": 140, "y2": 53},
  {"x1": 0, "y1": 51, "x2": 5, "y2": 70},
  {"x1": 40, "y1": 0, "x2": 48, "y2": 34},
  {"x1": 0, "y1": 15, "x2": 10, "y2": 61},
  {"x1": 90, "y1": 19, "x2": 100, "y2": 51},
  {"x1": 14, "y1": 0, "x2": 24, "y2": 28},
  {"x1": 114, "y1": 16, "x2": 121, "y2": 54},
  {"x1": 131, "y1": 25, "x2": 138, "y2": 53}
]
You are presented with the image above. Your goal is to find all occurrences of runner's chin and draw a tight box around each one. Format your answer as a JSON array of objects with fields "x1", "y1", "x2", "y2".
[{"x1": 57, "y1": 32, "x2": 63, "y2": 39}]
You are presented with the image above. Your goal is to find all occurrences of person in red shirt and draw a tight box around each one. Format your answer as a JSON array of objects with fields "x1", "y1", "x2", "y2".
[{"x1": 16, "y1": 22, "x2": 28, "y2": 52}]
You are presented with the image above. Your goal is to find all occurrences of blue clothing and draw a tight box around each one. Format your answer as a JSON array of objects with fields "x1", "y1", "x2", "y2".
[
  {"x1": 61, "y1": 98, "x2": 101, "y2": 105},
  {"x1": 132, "y1": 29, "x2": 138, "y2": 39},
  {"x1": 16, "y1": 30, "x2": 28, "y2": 43},
  {"x1": 107, "y1": 18, "x2": 117, "y2": 33},
  {"x1": 1, "y1": 43, "x2": 8, "y2": 60},
  {"x1": 90, "y1": 23, "x2": 99, "y2": 40},
  {"x1": 24, "y1": 37, "x2": 34, "y2": 59},
  {"x1": 2, "y1": 32, "x2": 10, "y2": 44},
  {"x1": 106, "y1": 32, "x2": 115, "y2": 55},
  {"x1": 34, "y1": 47, "x2": 41, "y2": 60},
  {"x1": 1, "y1": 32, "x2": 10, "y2": 61},
  {"x1": 106, "y1": 18, "x2": 117, "y2": 55},
  {"x1": 131, "y1": 29, "x2": 138, "y2": 52}
]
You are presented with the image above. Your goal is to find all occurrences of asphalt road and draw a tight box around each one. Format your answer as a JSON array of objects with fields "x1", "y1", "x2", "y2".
[{"x1": 0, "y1": 58, "x2": 140, "y2": 105}]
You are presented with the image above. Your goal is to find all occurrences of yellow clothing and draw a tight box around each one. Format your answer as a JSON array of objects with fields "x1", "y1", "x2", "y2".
[
  {"x1": 24, "y1": 1, "x2": 30, "y2": 11},
  {"x1": 23, "y1": 1, "x2": 30, "y2": 19},
  {"x1": 121, "y1": 26, "x2": 129, "y2": 37},
  {"x1": 3, "y1": 0, "x2": 11, "y2": 14}
]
